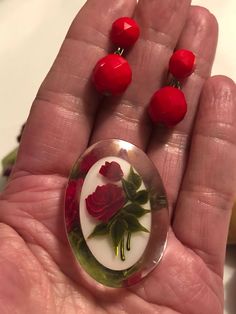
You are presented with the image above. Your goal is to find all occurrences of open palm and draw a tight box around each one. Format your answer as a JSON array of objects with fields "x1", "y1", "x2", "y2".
[{"x1": 0, "y1": 0, "x2": 236, "y2": 313}]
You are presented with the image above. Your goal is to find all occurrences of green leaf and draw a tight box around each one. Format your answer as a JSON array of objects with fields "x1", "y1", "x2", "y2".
[
  {"x1": 69, "y1": 229, "x2": 125, "y2": 287},
  {"x1": 120, "y1": 237, "x2": 125, "y2": 261},
  {"x1": 70, "y1": 164, "x2": 79, "y2": 180},
  {"x1": 128, "y1": 167, "x2": 141, "y2": 190},
  {"x1": 124, "y1": 214, "x2": 149, "y2": 233},
  {"x1": 122, "y1": 179, "x2": 136, "y2": 200},
  {"x1": 123, "y1": 203, "x2": 150, "y2": 218},
  {"x1": 134, "y1": 190, "x2": 149, "y2": 204},
  {"x1": 126, "y1": 232, "x2": 131, "y2": 251},
  {"x1": 110, "y1": 219, "x2": 128, "y2": 255},
  {"x1": 88, "y1": 223, "x2": 109, "y2": 239},
  {"x1": 2, "y1": 147, "x2": 18, "y2": 169}
]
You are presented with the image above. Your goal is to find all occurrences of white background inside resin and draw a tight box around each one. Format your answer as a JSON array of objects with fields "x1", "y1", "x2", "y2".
[{"x1": 80, "y1": 157, "x2": 151, "y2": 271}]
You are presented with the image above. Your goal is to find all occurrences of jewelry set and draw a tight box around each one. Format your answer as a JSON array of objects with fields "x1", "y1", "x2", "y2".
[{"x1": 65, "y1": 17, "x2": 195, "y2": 288}]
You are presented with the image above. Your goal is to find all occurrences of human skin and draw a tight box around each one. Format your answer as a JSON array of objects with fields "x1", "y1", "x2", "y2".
[{"x1": 0, "y1": 0, "x2": 236, "y2": 313}]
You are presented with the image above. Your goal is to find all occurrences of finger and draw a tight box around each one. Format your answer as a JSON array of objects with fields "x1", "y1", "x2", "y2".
[
  {"x1": 173, "y1": 76, "x2": 236, "y2": 276},
  {"x1": 90, "y1": 0, "x2": 191, "y2": 149},
  {"x1": 13, "y1": 0, "x2": 137, "y2": 177},
  {"x1": 147, "y1": 6, "x2": 218, "y2": 211}
]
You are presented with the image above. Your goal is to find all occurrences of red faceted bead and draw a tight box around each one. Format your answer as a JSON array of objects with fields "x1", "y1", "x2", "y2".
[
  {"x1": 148, "y1": 86, "x2": 187, "y2": 127},
  {"x1": 111, "y1": 17, "x2": 140, "y2": 48},
  {"x1": 93, "y1": 54, "x2": 132, "y2": 95},
  {"x1": 169, "y1": 49, "x2": 195, "y2": 80}
]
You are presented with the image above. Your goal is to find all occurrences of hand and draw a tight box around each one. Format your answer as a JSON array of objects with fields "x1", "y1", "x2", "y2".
[{"x1": 0, "y1": 1, "x2": 235, "y2": 313}]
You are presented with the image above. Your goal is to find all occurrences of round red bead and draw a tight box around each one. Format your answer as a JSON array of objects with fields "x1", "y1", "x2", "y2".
[
  {"x1": 169, "y1": 49, "x2": 195, "y2": 80},
  {"x1": 148, "y1": 86, "x2": 187, "y2": 127},
  {"x1": 92, "y1": 54, "x2": 132, "y2": 95},
  {"x1": 111, "y1": 17, "x2": 140, "y2": 48}
]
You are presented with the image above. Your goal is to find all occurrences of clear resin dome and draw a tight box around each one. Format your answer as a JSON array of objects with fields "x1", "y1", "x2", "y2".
[{"x1": 64, "y1": 139, "x2": 169, "y2": 288}]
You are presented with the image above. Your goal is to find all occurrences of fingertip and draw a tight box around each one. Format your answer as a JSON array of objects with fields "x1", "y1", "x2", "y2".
[
  {"x1": 176, "y1": 6, "x2": 219, "y2": 79},
  {"x1": 68, "y1": 0, "x2": 137, "y2": 46},
  {"x1": 189, "y1": 5, "x2": 218, "y2": 34},
  {"x1": 196, "y1": 75, "x2": 236, "y2": 142},
  {"x1": 201, "y1": 75, "x2": 236, "y2": 105},
  {"x1": 205, "y1": 75, "x2": 236, "y2": 90}
]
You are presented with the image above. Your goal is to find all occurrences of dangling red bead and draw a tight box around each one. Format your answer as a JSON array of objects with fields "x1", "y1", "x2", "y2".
[
  {"x1": 111, "y1": 17, "x2": 140, "y2": 49},
  {"x1": 92, "y1": 17, "x2": 140, "y2": 95},
  {"x1": 92, "y1": 54, "x2": 132, "y2": 96},
  {"x1": 148, "y1": 86, "x2": 187, "y2": 127},
  {"x1": 169, "y1": 49, "x2": 195, "y2": 80}
]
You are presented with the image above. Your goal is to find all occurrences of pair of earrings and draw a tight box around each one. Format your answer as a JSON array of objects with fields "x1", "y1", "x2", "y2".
[{"x1": 92, "y1": 17, "x2": 195, "y2": 127}]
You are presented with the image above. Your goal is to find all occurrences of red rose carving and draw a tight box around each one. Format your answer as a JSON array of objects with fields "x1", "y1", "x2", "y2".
[
  {"x1": 80, "y1": 152, "x2": 97, "y2": 174},
  {"x1": 99, "y1": 161, "x2": 124, "y2": 182},
  {"x1": 65, "y1": 179, "x2": 83, "y2": 231},
  {"x1": 86, "y1": 183, "x2": 125, "y2": 222},
  {"x1": 123, "y1": 272, "x2": 142, "y2": 287}
]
